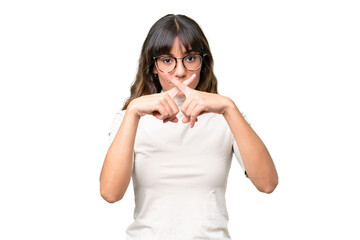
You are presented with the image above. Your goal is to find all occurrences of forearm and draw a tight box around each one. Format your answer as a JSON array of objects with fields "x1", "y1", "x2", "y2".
[
  {"x1": 223, "y1": 98, "x2": 278, "y2": 193},
  {"x1": 100, "y1": 106, "x2": 139, "y2": 203}
]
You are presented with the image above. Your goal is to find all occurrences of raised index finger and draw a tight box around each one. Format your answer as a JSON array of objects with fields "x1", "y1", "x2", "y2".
[
  {"x1": 164, "y1": 72, "x2": 195, "y2": 98},
  {"x1": 165, "y1": 73, "x2": 197, "y2": 99}
]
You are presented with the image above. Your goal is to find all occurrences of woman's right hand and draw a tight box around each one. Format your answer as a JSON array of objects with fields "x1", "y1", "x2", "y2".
[
  {"x1": 128, "y1": 74, "x2": 197, "y2": 123},
  {"x1": 128, "y1": 92, "x2": 180, "y2": 123}
]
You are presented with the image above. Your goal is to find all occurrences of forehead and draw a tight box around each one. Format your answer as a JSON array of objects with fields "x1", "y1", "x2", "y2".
[
  {"x1": 169, "y1": 38, "x2": 188, "y2": 54},
  {"x1": 151, "y1": 34, "x2": 197, "y2": 57}
]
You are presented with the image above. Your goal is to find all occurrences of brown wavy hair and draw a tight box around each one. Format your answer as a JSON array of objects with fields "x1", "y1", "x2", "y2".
[{"x1": 122, "y1": 14, "x2": 218, "y2": 110}]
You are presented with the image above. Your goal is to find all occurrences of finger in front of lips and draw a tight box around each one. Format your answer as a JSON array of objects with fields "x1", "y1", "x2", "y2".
[
  {"x1": 183, "y1": 77, "x2": 193, "y2": 85},
  {"x1": 183, "y1": 73, "x2": 196, "y2": 86},
  {"x1": 165, "y1": 75, "x2": 195, "y2": 99},
  {"x1": 165, "y1": 73, "x2": 196, "y2": 98},
  {"x1": 164, "y1": 72, "x2": 194, "y2": 97}
]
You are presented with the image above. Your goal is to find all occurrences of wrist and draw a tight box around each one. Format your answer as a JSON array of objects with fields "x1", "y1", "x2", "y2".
[
  {"x1": 127, "y1": 100, "x2": 141, "y2": 119},
  {"x1": 222, "y1": 97, "x2": 236, "y2": 116}
]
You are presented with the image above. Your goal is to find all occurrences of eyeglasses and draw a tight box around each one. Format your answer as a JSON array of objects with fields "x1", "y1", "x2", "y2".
[{"x1": 153, "y1": 53, "x2": 207, "y2": 73}]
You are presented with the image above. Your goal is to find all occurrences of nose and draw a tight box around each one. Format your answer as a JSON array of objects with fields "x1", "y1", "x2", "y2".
[{"x1": 173, "y1": 59, "x2": 187, "y2": 79}]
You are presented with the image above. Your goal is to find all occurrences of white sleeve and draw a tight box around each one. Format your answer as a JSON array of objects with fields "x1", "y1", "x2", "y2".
[
  {"x1": 231, "y1": 111, "x2": 251, "y2": 178},
  {"x1": 108, "y1": 109, "x2": 125, "y2": 147},
  {"x1": 240, "y1": 111, "x2": 251, "y2": 127},
  {"x1": 107, "y1": 109, "x2": 135, "y2": 171}
]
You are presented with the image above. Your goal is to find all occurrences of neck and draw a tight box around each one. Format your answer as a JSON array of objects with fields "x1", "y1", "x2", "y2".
[{"x1": 174, "y1": 94, "x2": 186, "y2": 106}]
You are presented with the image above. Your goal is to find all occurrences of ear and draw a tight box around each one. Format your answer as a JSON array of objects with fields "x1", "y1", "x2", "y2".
[{"x1": 152, "y1": 67, "x2": 158, "y2": 74}]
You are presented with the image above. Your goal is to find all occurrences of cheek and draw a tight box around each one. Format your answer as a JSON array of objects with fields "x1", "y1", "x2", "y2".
[
  {"x1": 159, "y1": 76, "x2": 171, "y2": 89},
  {"x1": 193, "y1": 73, "x2": 201, "y2": 87},
  {"x1": 188, "y1": 78, "x2": 199, "y2": 90}
]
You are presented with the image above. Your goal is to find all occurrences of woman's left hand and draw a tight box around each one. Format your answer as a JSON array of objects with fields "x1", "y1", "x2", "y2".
[{"x1": 164, "y1": 72, "x2": 232, "y2": 128}]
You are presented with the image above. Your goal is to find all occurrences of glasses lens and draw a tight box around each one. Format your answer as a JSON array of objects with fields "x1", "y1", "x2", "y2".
[
  {"x1": 184, "y1": 54, "x2": 202, "y2": 71},
  {"x1": 156, "y1": 56, "x2": 176, "y2": 72},
  {"x1": 156, "y1": 54, "x2": 203, "y2": 72}
]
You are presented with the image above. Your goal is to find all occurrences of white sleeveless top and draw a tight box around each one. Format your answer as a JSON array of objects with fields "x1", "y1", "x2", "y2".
[{"x1": 108, "y1": 94, "x2": 250, "y2": 240}]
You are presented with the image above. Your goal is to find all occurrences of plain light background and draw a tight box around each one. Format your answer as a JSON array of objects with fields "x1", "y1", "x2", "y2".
[{"x1": 1, "y1": 0, "x2": 359, "y2": 239}]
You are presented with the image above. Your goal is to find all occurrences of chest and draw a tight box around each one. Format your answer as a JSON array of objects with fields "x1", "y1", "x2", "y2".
[{"x1": 132, "y1": 114, "x2": 233, "y2": 189}]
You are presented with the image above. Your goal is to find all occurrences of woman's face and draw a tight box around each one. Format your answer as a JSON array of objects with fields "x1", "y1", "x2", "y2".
[{"x1": 153, "y1": 37, "x2": 201, "y2": 97}]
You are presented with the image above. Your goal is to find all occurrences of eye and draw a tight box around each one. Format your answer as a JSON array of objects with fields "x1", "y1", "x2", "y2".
[
  {"x1": 185, "y1": 55, "x2": 197, "y2": 62},
  {"x1": 159, "y1": 57, "x2": 174, "y2": 65}
]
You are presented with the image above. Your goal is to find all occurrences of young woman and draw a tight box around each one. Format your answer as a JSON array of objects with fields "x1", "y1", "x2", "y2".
[{"x1": 100, "y1": 14, "x2": 278, "y2": 240}]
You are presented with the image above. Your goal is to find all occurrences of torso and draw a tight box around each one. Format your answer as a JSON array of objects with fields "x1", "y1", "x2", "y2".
[{"x1": 128, "y1": 95, "x2": 234, "y2": 240}]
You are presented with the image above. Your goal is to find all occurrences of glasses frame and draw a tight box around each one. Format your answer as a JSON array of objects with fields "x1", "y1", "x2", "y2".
[{"x1": 153, "y1": 53, "x2": 207, "y2": 73}]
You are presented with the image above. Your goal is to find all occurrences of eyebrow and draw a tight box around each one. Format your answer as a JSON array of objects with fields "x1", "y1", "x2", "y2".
[{"x1": 185, "y1": 49, "x2": 197, "y2": 54}]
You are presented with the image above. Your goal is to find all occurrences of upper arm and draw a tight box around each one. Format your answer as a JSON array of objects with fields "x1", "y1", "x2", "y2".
[
  {"x1": 107, "y1": 109, "x2": 135, "y2": 171},
  {"x1": 231, "y1": 111, "x2": 251, "y2": 178}
]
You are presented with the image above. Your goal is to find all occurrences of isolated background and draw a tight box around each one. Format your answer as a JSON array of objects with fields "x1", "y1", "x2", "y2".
[{"x1": 1, "y1": 0, "x2": 359, "y2": 239}]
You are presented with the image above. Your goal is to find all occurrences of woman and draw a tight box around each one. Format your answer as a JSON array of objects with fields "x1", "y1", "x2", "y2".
[{"x1": 100, "y1": 14, "x2": 278, "y2": 239}]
